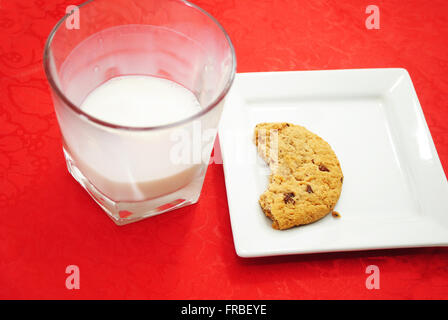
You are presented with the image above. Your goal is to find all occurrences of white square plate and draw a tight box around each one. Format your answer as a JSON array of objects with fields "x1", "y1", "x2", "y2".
[{"x1": 218, "y1": 69, "x2": 448, "y2": 257}]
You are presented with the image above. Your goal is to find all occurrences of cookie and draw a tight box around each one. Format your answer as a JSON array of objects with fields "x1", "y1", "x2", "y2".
[{"x1": 254, "y1": 122, "x2": 343, "y2": 230}]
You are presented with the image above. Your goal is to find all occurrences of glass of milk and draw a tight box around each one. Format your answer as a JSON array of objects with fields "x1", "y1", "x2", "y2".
[{"x1": 43, "y1": 0, "x2": 236, "y2": 225}]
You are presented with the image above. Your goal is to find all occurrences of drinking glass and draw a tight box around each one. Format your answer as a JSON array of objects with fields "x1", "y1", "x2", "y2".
[{"x1": 43, "y1": 0, "x2": 236, "y2": 225}]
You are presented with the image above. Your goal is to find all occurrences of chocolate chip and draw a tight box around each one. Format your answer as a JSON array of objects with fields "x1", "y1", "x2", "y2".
[
  {"x1": 283, "y1": 192, "x2": 295, "y2": 204},
  {"x1": 341, "y1": 177, "x2": 343, "y2": 183},
  {"x1": 319, "y1": 164, "x2": 330, "y2": 172},
  {"x1": 306, "y1": 185, "x2": 313, "y2": 193}
]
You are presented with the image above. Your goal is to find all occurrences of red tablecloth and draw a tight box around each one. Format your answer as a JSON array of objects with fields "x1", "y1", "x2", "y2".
[{"x1": 1, "y1": 0, "x2": 447, "y2": 299}]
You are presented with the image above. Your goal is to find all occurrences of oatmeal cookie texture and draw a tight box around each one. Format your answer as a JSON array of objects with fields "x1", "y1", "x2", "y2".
[{"x1": 254, "y1": 123, "x2": 343, "y2": 230}]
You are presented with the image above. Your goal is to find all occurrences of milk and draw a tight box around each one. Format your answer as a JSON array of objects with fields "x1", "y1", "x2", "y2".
[
  {"x1": 81, "y1": 76, "x2": 202, "y2": 127},
  {"x1": 67, "y1": 75, "x2": 203, "y2": 202}
]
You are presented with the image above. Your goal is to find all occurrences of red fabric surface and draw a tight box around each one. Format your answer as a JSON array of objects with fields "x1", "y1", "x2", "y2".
[{"x1": 1, "y1": 0, "x2": 447, "y2": 299}]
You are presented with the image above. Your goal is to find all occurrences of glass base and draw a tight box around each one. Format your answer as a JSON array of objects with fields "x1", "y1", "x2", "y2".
[{"x1": 63, "y1": 149, "x2": 204, "y2": 225}]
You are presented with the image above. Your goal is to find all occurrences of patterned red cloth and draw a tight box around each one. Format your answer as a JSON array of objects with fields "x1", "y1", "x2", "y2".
[{"x1": 0, "y1": 0, "x2": 447, "y2": 299}]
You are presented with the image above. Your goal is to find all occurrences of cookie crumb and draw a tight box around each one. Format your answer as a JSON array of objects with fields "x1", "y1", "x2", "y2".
[{"x1": 332, "y1": 211, "x2": 341, "y2": 218}]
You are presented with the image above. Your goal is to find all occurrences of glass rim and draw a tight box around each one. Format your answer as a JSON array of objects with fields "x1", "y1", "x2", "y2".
[{"x1": 43, "y1": 0, "x2": 237, "y2": 132}]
